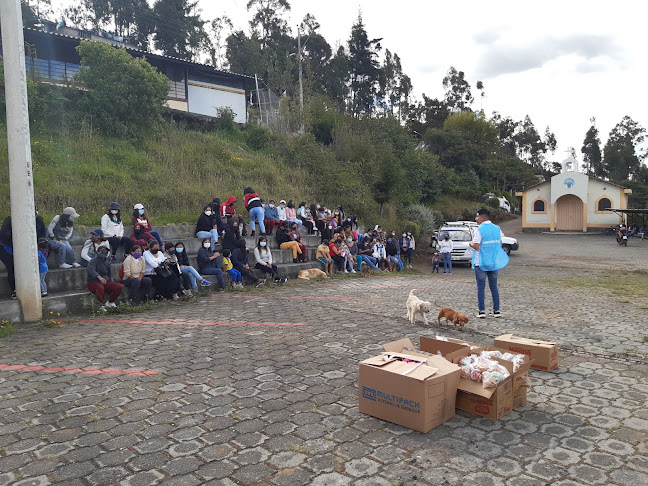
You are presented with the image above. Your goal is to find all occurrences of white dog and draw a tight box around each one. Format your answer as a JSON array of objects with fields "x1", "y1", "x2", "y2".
[{"x1": 406, "y1": 289, "x2": 432, "y2": 325}]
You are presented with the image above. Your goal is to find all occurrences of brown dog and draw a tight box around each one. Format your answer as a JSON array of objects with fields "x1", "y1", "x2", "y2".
[
  {"x1": 434, "y1": 301, "x2": 469, "y2": 330},
  {"x1": 297, "y1": 268, "x2": 328, "y2": 280}
]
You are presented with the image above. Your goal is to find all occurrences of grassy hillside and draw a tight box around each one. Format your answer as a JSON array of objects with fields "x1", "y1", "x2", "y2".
[{"x1": 0, "y1": 121, "x2": 396, "y2": 229}]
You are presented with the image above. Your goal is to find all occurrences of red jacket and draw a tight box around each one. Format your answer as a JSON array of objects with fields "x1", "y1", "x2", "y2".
[
  {"x1": 244, "y1": 192, "x2": 262, "y2": 210},
  {"x1": 222, "y1": 195, "x2": 237, "y2": 217}
]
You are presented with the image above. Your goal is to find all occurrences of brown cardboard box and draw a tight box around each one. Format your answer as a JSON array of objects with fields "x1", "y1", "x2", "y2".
[
  {"x1": 494, "y1": 334, "x2": 559, "y2": 371},
  {"x1": 358, "y1": 338, "x2": 460, "y2": 433},
  {"x1": 456, "y1": 378, "x2": 513, "y2": 420},
  {"x1": 418, "y1": 336, "x2": 480, "y2": 364}
]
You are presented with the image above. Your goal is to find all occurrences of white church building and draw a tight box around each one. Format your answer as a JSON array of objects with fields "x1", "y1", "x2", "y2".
[{"x1": 515, "y1": 156, "x2": 631, "y2": 232}]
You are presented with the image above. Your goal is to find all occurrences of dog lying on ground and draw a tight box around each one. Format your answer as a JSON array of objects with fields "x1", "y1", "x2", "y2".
[
  {"x1": 435, "y1": 301, "x2": 469, "y2": 330},
  {"x1": 406, "y1": 289, "x2": 432, "y2": 325},
  {"x1": 297, "y1": 268, "x2": 328, "y2": 280}
]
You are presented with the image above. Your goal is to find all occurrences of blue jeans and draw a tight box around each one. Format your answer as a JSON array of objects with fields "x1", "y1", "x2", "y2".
[
  {"x1": 124, "y1": 276, "x2": 152, "y2": 301},
  {"x1": 357, "y1": 255, "x2": 378, "y2": 270},
  {"x1": 474, "y1": 266, "x2": 500, "y2": 312},
  {"x1": 196, "y1": 230, "x2": 219, "y2": 251},
  {"x1": 180, "y1": 266, "x2": 202, "y2": 289},
  {"x1": 249, "y1": 206, "x2": 266, "y2": 233},
  {"x1": 49, "y1": 239, "x2": 77, "y2": 265},
  {"x1": 40, "y1": 272, "x2": 47, "y2": 293},
  {"x1": 149, "y1": 231, "x2": 163, "y2": 247},
  {"x1": 200, "y1": 267, "x2": 225, "y2": 288},
  {"x1": 227, "y1": 268, "x2": 242, "y2": 282},
  {"x1": 442, "y1": 252, "x2": 452, "y2": 273}
]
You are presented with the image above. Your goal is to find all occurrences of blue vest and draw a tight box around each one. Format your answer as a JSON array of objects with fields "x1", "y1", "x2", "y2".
[{"x1": 472, "y1": 223, "x2": 509, "y2": 271}]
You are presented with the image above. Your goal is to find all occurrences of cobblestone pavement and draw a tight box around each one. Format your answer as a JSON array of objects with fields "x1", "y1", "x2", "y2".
[{"x1": 0, "y1": 233, "x2": 647, "y2": 485}]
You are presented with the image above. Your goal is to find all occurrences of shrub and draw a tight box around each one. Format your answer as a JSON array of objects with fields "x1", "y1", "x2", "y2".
[
  {"x1": 214, "y1": 107, "x2": 237, "y2": 133},
  {"x1": 245, "y1": 123, "x2": 272, "y2": 150},
  {"x1": 486, "y1": 197, "x2": 501, "y2": 209},
  {"x1": 405, "y1": 204, "x2": 438, "y2": 237}
]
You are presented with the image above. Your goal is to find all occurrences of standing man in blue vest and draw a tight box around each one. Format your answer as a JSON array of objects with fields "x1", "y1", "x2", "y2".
[{"x1": 469, "y1": 208, "x2": 508, "y2": 319}]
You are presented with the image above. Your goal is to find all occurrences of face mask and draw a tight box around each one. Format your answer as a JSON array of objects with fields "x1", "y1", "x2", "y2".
[
  {"x1": 269, "y1": 204, "x2": 275, "y2": 209},
  {"x1": 98, "y1": 252, "x2": 109, "y2": 260},
  {"x1": 387, "y1": 239, "x2": 392, "y2": 243},
  {"x1": 334, "y1": 211, "x2": 339, "y2": 215},
  {"x1": 402, "y1": 234, "x2": 406, "y2": 237},
  {"x1": 138, "y1": 209, "x2": 144, "y2": 216},
  {"x1": 150, "y1": 249, "x2": 159, "y2": 254},
  {"x1": 347, "y1": 238, "x2": 352, "y2": 242},
  {"x1": 260, "y1": 241, "x2": 267, "y2": 247},
  {"x1": 133, "y1": 252, "x2": 142, "y2": 259},
  {"x1": 134, "y1": 227, "x2": 142, "y2": 233},
  {"x1": 203, "y1": 243, "x2": 210, "y2": 248},
  {"x1": 168, "y1": 249, "x2": 176, "y2": 255},
  {"x1": 69, "y1": 217, "x2": 75, "y2": 222},
  {"x1": 205, "y1": 211, "x2": 212, "y2": 216},
  {"x1": 317, "y1": 206, "x2": 321, "y2": 210},
  {"x1": 111, "y1": 210, "x2": 118, "y2": 215},
  {"x1": 280, "y1": 205, "x2": 285, "y2": 209},
  {"x1": 176, "y1": 247, "x2": 183, "y2": 253}
]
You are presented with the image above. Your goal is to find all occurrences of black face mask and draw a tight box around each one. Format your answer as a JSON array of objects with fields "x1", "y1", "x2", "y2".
[{"x1": 150, "y1": 249, "x2": 159, "y2": 254}]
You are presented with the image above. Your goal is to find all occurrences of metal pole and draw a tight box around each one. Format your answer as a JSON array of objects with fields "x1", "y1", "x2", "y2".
[
  {"x1": 1, "y1": 0, "x2": 42, "y2": 322},
  {"x1": 254, "y1": 74, "x2": 262, "y2": 124},
  {"x1": 297, "y1": 26, "x2": 304, "y2": 134}
]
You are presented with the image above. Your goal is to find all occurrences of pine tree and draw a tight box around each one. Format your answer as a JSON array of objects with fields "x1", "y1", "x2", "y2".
[
  {"x1": 347, "y1": 13, "x2": 382, "y2": 117},
  {"x1": 152, "y1": 0, "x2": 208, "y2": 61}
]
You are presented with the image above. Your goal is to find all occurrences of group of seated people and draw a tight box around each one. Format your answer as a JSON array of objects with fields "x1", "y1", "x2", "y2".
[
  {"x1": 0, "y1": 194, "x2": 415, "y2": 305},
  {"x1": 316, "y1": 225, "x2": 416, "y2": 274}
]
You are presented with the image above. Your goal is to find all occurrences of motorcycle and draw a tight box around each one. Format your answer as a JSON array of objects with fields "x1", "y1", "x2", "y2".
[{"x1": 616, "y1": 227, "x2": 628, "y2": 246}]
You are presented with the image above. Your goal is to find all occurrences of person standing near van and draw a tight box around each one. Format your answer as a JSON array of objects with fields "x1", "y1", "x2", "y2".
[
  {"x1": 439, "y1": 233, "x2": 453, "y2": 274},
  {"x1": 469, "y1": 208, "x2": 508, "y2": 319}
]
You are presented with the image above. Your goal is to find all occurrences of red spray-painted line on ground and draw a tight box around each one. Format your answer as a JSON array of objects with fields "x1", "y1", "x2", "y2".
[
  {"x1": 0, "y1": 364, "x2": 158, "y2": 376},
  {"x1": 207, "y1": 295, "x2": 384, "y2": 302},
  {"x1": 80, "y1": 319, "x2": 305, "y2": 327}
]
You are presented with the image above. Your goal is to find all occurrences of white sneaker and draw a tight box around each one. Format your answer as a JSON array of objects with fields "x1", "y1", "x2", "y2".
[
  {"x1": 351, "y1": 269, "x2": 357, "y2": 273},
  {"x1": 59, "y1": 263, "x2": 73, "y2": 269},
  {"x1": 344, "y1": 270, "x2": 348, "y2": 273},
  {"x1": 71, "y1": 262, "x2": 81, "y2": 267},
  {"x1": 99, "y1": 305, "x2": 108, "y2": 312},
  {"x1": 105, "y1": 302, "x2": 117, "y2": 308}
]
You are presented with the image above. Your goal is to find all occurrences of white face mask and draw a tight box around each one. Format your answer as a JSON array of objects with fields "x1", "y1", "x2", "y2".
[
  {"x1": 269, "y1": 204, "x2": 275, "y2": 209},
  {"x1": 203, "y1": 243, "x2": 210, "y2": 248},
  {"x1": 205, "y1": 211, "x2": 212, "y2": 216},
  {"x1": 111, "y1": 210, "x2": 118, "y2": 215}
]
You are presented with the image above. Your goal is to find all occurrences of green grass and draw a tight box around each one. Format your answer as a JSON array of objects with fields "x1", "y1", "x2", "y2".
[
  {"x1": 546, "y1": 270, "x2": 648, "y2": 300},
  {"x1": 0, "y1": 319, "x2": 17, "y2": 338}
]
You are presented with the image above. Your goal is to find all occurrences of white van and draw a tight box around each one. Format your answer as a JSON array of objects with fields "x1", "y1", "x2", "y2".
[{"x1": 433, "y1": 221, "x2": 519, "y2": 260}]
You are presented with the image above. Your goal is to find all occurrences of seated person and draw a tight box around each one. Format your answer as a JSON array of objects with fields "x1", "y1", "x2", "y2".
[
  {"x1": 264, "y1": 200, "x2": 282, "y2": 235},
  {"x1": 222, "y1": 249, "x2": 243, "y2": 288},
  {"x1": 316, "y1": 239, "x2": 334, "y2": 275},
  {"x1": 130, "y1": 224, "x2": 156, "y2": 248},
  {"x1": 101, "y1": 202, "x2": 131, "y2": 262},
  {"x1": 174, "y1": 241, "x2": 211, "y2": 290},
  {"x1": 87, "y1": 246, "x2": 123, "y2": 309},
  {"x1": 357, "y1": 236, "x2": 379, "y2": 271},
  {"x1": 81, "y1": 229, "x2": 110, "y2": 267},
  {"x1": 231, "y1": 239, "x2": 263, "y2": 287},
  {"x1": 289, "y1": 223, "x2": 308, "y2": 262},
  {"x1": 132, "y1": 204, "x2": 162, "y2": 246},
  {"x1": 254, "y1": 236, "x2": 286, "y2": 283},
  {"x1": 121, "y1": 245, "x2": 153, "y2": 303},
  {"x1": 276, "y1": 223, "x2": 302, "y2": 263},
  {"x1": 277, "y1": 200, "x2": 287, "y2": 223},
  {"x1": 218, "y1": 215, "x2": 242, "y2": 251},
  {"x1": 284, "y1": 200, "x2": 302, "y2": 229},
  {"x1": 195, "y1": 204, "x2": 219, "y2": 251},
  {"x1": 143, "y1": 241, "x2": 181, "y2": 301},
  {"x1": 196, "y1": 238, "x2": 226, "y2": 291}
]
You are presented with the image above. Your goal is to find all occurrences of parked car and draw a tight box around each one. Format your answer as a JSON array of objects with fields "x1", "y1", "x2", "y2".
[{"x1": 432, "y1": 221, "x2": 519, "y2": 259}]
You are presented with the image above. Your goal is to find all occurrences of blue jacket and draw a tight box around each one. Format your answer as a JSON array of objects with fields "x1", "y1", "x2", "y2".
[{"x1": 264, "y1": 205, "x2": 280, "y2": 220}]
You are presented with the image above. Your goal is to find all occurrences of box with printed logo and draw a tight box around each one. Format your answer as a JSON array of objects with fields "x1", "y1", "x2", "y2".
[
  {"x1": 358, "y1": 338, "x2": 460, "y2": 433},
  {"x1": 494, "y1": 334, "x2": 559, "y2": 371}
]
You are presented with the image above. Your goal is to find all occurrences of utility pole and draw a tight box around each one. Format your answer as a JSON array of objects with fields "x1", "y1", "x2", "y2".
[
  {"x1": 0, "y1": 0, "x2": 42, "y2": 322},
  {"x1": 254, "y1": 74, "x2": 263, "y2": 124},
  {"x1": 297, "y1": 25, "x2": 304, "y2": 134}
]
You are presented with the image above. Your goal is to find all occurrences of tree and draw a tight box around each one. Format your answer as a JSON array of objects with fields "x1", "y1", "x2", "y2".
[
  {"x1": 476, "y1": 80, "x2": 485, "y2": 112},
  {"x1": 79, "y1": 0, "x2": 154, "y2": 49},
  {"x1": 442, "y1": 66, "x2": 473, "y2": 112},
  {"x1": 208, "y1": 16, "x2": 233, "y2": 69},
  {"x1": 514, "y1": 115, "x2": 546, "y2": 169},
  {"x1": 348, "y1": 13, "x2": 382, "y2": 117},
  {"x1": 152, "y1": 0, "x2": 209, "y2": 61},
  {"x1": 603, "y1": 116, "x2": 646, "y2": 182},
  {"x1": 581, "y1": 117, "x2": 603, "y2": 177},
  {"x1": 543, "y1": 126, "x2": 557, "y2": 155},
  {"x1": 491, "y1": 112, "x2": 518, "y2": 158},
  {"x1": 246, "y1": 0, "x2": 291, "y2": 49},
  {"x1": 74, "y1": 41, "x2": 169, "y2": 137}
]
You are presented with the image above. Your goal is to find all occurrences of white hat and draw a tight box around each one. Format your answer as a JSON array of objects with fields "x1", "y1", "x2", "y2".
[
  {"x1": 133, "y1": 203, "x2": 144, "y2": 210},
  {"x1": 279, "y1": 199, "x2": 286, "y2": 204},
  {"x1": 63, "y1": 207, "x2": 80, "y2": 218}
]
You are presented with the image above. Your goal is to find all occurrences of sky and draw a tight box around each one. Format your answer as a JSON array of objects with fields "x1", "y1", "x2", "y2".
[{"x1": 51, "y1": 0, "x2": 648, "y2": 163}]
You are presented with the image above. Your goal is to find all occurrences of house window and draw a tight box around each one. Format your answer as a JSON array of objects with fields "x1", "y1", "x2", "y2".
[
  {"x1": 597, "y1": 197, "x2": 612, "y2": 212},
  {"x1": 532, "y1": 197, "x2": 547, "y2": 214}
]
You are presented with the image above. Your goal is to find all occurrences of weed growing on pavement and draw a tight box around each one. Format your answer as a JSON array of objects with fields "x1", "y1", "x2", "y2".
[
  {"x1": 642, "y1": 337, "x2": 648, "y2": 343},
  {"x1": 544, "y1": 270, "x2": 648, "y2": 300},
  {"x1": 43, "y1": 311, "x2": 63, "y2": 328},
  {"x1": 0, "y1": 319, "x2": 17, "y2": 338}
]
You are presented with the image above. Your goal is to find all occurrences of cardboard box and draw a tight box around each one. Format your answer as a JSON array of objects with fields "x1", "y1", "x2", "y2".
[
  {"x1": 456, "y1": 378, "x2": 513, "y2": 420},
  {"x1": 418, "y1": 336, "x2": 479, "y2": 364},
  {"x1": 359, "y1": 338, "x2": 460, "y2": 433},
  {"x1": 480, "y1": 346, "x2": 532, "y2": 409},
  {"x1": 494, "y1": 334, "x2": 559, "y2": 371}
]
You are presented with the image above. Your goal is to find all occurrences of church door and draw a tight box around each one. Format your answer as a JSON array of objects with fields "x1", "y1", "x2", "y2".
[{"x1": 555, "y1": 195, "x2": 583, "y2": 231}]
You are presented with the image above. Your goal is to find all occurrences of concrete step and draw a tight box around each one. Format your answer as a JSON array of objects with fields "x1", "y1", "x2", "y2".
[{"x1": 0, "y1": 261, "x2": 324, "y2": 321}]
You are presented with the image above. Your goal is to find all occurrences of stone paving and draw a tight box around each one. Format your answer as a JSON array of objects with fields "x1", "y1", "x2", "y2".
[{"x1": 0, "y1": 232, "x2": 647, "y2": 485}]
